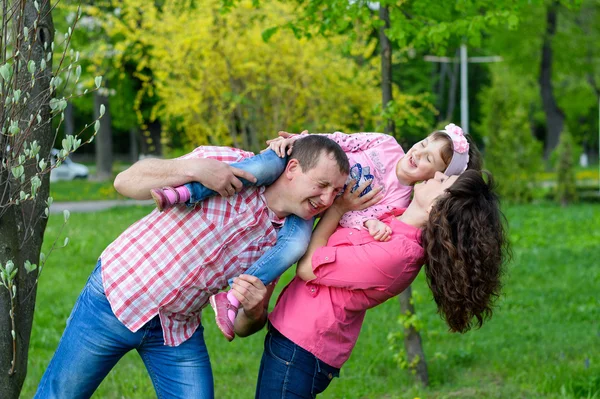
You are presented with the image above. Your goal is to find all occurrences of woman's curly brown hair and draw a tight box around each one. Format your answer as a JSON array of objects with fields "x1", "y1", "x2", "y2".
[{"x1": 421, "y1": 170, "x2": 510, "y2": 333}]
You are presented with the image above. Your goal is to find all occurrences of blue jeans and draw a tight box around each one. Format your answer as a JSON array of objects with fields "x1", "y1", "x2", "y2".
[
  {"x1": 35, "y1": 261, "x2": 214, "y2": 399},
  {"x1": 255, "y1": 325, "x2": 340, "y2": 398},
  {"x1": 185, "y1": 149, "x2": 287, "y2": 203},
  {"x1": 185, "y1": 149, "x2": 313, "y2": 286}
]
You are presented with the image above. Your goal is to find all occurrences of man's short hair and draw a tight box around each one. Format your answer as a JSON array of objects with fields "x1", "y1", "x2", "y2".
[{"x1": 289, "y1": 135, "x2": 349, "y2": 175}]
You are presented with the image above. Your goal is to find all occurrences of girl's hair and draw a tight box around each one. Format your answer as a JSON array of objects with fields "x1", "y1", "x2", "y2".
[
  {"x1": 430, "y1": 132, "x2": 483, "y2": 171},
  {"x1": 421, "y1": 170, "x2": 509, "y2": 333}
]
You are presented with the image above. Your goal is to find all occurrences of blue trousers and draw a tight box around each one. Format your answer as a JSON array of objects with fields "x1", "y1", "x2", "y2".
[
  {"x1": 185, "y1": 149, "x2": 313, "y2": 286},
  {"x1": 35, "y1": 261, "x2": 214, "y2": 399},
  {"x1": 255, "y1": 324, "x2": 340, "y2": 398}
]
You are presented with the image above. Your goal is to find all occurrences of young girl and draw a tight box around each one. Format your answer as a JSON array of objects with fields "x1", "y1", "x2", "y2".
[{"x1": 150, "y1": 124, "x2": 481, "y2": 340}]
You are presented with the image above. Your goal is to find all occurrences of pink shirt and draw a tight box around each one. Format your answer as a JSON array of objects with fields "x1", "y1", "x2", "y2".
[
  {"x1": 300, "y1": 132, "x2": 413, "y2": 230},
  {"x1": 269, "y1": 209, "x2": 424, "y2": 368},
  {"x1": 101, "y1": 146, "x2": 284, "y2": 346}
]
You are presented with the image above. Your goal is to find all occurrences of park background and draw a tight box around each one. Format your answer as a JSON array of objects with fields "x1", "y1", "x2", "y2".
[{"x1": 0, "y1": 0, "x2": 599, "y2": 398}]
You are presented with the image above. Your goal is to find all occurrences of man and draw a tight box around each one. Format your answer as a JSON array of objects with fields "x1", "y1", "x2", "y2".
[{"x1": 35, "y1": 135, "x2": 349, "y2": 399}]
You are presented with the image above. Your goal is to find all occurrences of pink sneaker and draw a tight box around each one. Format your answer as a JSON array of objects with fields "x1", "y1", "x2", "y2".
[
  {"x1": 150, "y1": 187, "x2": 180, "y2": 212},
  {"x1": 209, "y1": 292, "x2": 236, "y2": 341}
]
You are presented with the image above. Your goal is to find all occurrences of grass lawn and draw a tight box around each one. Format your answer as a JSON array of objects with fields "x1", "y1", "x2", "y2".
[{"x1": 22, "y1": 203, "x2": 600, "y2": 398}]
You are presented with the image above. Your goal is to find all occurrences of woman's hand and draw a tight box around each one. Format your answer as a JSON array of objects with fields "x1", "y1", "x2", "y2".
[
  {"x1": 331, "y1": 180, "x2": 383, "y2": 216},
  {"x1": 365, "y1": 219, "x2": 392, "y2": 241}
]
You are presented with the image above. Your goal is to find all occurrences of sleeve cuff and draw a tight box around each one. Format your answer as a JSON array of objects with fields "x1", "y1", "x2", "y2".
[{"x1": 311, "y1": 246, "x2": 337, "y2": 278}]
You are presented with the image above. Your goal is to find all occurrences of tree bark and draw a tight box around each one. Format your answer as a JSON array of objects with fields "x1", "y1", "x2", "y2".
[
  {"x1": 129, "y1": 127, "x2": 140, "y2": 163},
  {"x1": 379, "y1": 5, "x2": 395, "y2": 135},
  {"x1": 379, "y1": 4, "x2": 429, "y2": 387},
  {"x1": 539, "y1": 1, "x2": 565, "y2": 160},
  {"x1": 399, "y1": 286, "x2": 429, "y2": 386},
  {"x1": 94, "y1": 83, "x2": 113, "y2": 181},
  {"x1": 0, "y1": 1, "x2": 54, "y2": 397}
]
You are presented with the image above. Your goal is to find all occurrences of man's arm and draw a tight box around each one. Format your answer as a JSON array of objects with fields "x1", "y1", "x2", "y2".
[
  {"x1": 231, "y1": 275, "x2": 276, "y2": 337},
  {"x1": 114, "y1": 156, "x2": 258, "y2": 200}
]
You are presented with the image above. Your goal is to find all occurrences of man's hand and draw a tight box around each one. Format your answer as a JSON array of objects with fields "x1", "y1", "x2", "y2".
[
  {"x1": 189, "y1": 158, "x2": 257, "y2": 197},
  {"x1": 231, "y1": 274, "x2": 275, "y2": 337},
  {"x1": 365, "y1": 219, "x2": 392, "y2": 241},
  {"x1": 230, "y1": 274, "x2": 268, "y2": 322}
]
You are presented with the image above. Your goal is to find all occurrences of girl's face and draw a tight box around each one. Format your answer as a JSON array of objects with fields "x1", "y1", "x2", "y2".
[{"x1": 397, "y1": 136, "x2": 449, "y2": 184}]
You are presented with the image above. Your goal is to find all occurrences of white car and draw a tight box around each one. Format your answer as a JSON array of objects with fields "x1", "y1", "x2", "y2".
[{"x1": 49, "y1": 149, "x2": 89, "y2": 182}]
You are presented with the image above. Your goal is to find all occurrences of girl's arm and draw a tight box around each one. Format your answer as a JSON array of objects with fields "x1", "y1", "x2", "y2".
[
  {"x1": 269, "y1": 131, "x2": 397, "y2": 156},
  {"x1": 296, "y1": 181, "x2": 383, "y2": 281}
]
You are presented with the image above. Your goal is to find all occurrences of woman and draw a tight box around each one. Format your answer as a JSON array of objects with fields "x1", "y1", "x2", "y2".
[{"x1": 255, "y1": 169, "x2": 509, "y2": 398}]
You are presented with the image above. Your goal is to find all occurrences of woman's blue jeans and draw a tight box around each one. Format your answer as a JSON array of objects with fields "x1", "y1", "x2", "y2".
[
  {"x1": 255, "y1": 324, "x2": 340, "y2": 398},
  {"x1": 35, "y1": 261, "x2": 214, "y2": 399},
  {"x1": 185, "y1": 149, "x2": 313, "y2": 286}
]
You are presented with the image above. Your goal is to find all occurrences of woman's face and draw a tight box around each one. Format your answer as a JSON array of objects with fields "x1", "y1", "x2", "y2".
[
  {"x1": 397, "y1": 137, "x2": 449, "y2": 184},
  {"x1": 413, "y1": 171, "x2": 458, "y2": 209}
]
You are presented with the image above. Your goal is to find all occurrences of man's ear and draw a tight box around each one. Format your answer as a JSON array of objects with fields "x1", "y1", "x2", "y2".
[{"x1": 285, "y1": 158, "x2": 301, "y2": 179}]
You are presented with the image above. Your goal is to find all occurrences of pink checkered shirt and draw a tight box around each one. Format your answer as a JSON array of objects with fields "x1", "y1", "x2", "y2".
[{"x1": 100, "y1": 146, "x2": 284, "y2": 346}]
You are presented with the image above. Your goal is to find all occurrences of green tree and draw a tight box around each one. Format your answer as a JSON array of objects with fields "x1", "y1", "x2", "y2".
[
  {"x1": 0, "y1": 1, "x2": 101, "y2": 396},
  {"x1": 478, "y1": 66, "x2": 544, "y2": 202},
  {"x1": 553, "y1": 130, "x2": 578, "y2": 205}
]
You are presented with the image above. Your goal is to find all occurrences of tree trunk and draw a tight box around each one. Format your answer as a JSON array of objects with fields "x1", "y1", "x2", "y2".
[
  {"x1": 94, "y1": 83, "x2": 113, "y2": 180},
  {"x1": 379, "y1": 5, "x2": 395, "y2": 135},
  {"x1": 141, "y1": 119, "x2": 163, "y2": 157},
  {"x1": 399, "y1": 287, "x2": 429, "y2": 386},
  {"x1": 539, "y1": 1, "x2": 564, "y2": 160},
  {"x1": 379, "y1": 4, "x2": 429, "y2": 387},
  {"x1": 129, "y1": 127, "x2": 140, "y2": 163},
  {"x1": 0, "y1": 1, "x2": 54, "y2": 397}
]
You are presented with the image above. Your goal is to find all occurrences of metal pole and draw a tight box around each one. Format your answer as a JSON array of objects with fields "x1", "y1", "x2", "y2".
[{"x1": 460, "y1": 43, "x2": 469, "y2": 134}]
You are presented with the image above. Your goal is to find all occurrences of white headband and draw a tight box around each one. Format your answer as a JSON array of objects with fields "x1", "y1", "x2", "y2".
[{"x1": 440, "y1": 123, "x2": 470, "y2": 176}]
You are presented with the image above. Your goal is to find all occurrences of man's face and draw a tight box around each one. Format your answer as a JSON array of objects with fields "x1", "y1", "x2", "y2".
[
  {"x1": 287, "y1": 152, "x2": 348, "y2": 220},
  {"x1": 397, "y1": 136, "x2": 449, "y2": 183}
]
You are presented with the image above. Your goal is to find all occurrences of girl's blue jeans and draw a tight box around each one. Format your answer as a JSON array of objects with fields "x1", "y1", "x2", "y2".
[
  {"x1": 255, "y1": 324, "x2": 340, "y2": 398},
  {"x1": 35, "y1": 261, "x2": 214, "y2": 399},
  {"x1": 185, "y1": 149, "x2": 313, "y2": 286}
]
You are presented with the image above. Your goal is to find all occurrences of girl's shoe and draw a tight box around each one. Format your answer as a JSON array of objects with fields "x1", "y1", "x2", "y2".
[
  {"x1": 209, "y1": 292, "x2": 236, "y2": 341},
  {"x1": 151, "y1": 186, "x2": 186, "y2": 212}
]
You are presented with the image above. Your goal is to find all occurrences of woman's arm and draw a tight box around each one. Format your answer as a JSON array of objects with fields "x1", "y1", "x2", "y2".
[{"x1": 296, "y1": 181, "x2": 384, "y2": 281}]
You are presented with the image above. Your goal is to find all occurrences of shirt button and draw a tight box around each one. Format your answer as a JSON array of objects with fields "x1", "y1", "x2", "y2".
[
  {"x1": 311, "y1": 288, "x2": 315, "y2": 292},
  {"x1": 349, "y1": 232, "x2": 353, "y2": 235},
  {"x1": 325, "y1": 257, "x2": 329, "y2": 261}
]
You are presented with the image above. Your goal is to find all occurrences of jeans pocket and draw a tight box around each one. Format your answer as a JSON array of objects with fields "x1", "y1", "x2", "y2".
[
  {"x1": 86, "y1": 260, "x2": 107, "y2": 298},
  {"x1": 312, "y1": 361, "x2": 339, "y2": 396},
  {"x1": 266, "y1": 332, "x2": 296, "y2": 366}
]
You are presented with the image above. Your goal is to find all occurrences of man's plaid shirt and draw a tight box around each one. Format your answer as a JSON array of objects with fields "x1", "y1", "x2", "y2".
[{"x1": 100, "y1": 146, "x2": 284, "y2": 346}]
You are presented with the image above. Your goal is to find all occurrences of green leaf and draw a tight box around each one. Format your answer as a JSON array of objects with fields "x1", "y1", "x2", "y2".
[
  {"x1": 63, "y1": 209, "x2": 70, "y2": 222},
  {"x1": 11, "y1": 165, "x2": 24, "y2": 179},
  {"x1": 27, "y1": 60, "x2": 36, "y2": 74},
  {"x1": 261, "y1": 27, "x2": 279, "y2": 42},
  {"x1": 0, "y1": 63, "x2": 11, "y2": 81},
  {"x1": 24, "y1": 260, "x2": 37, "y2": 273}
]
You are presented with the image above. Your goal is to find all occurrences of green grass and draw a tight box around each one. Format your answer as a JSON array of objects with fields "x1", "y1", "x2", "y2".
[{"x1": 22, "y1": 203, "x2": 600, "y2": 398}]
